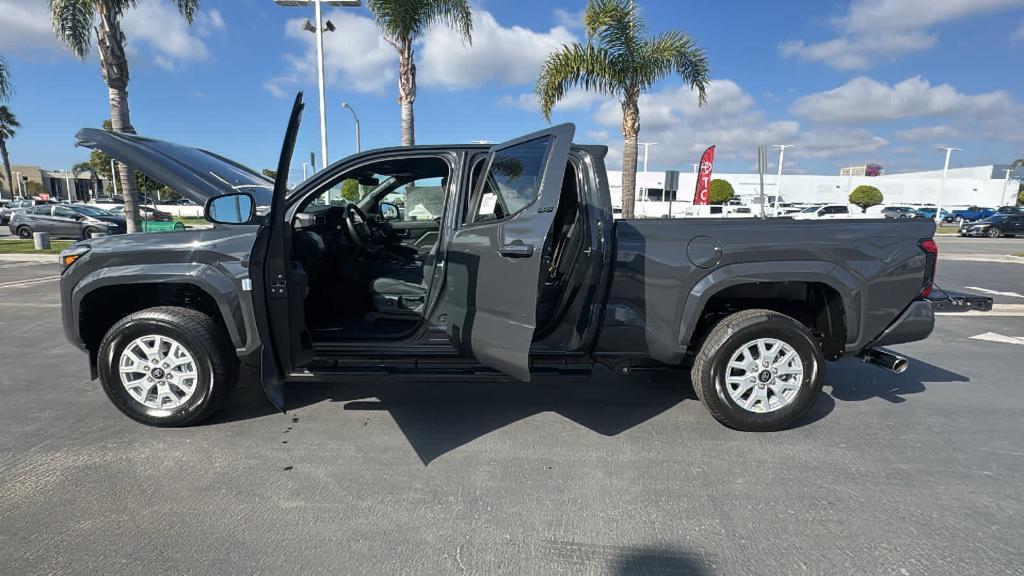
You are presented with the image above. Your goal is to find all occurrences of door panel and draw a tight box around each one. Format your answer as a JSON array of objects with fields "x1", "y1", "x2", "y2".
[
  {"x1": 440, "y1": 124, "x2": 575, "y2": 381},
  {"x1": 249, "y1": 93, "x2": 309, "y2": 410},
  {"x1": 388, "y1": 220, "x2": 440, "y2": 254}
]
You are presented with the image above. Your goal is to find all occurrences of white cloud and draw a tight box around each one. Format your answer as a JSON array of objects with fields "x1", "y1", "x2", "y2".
[
  {"x1": 553, "y1": 8, "x2": 585, "y2": 30},
  {"x1": 791, "y1": 76, "x2": 1016, "y2": 124},
  {"x1": 1015, "y1": 19, "x2": 1024, "y2": 41},
  {"x1": 0, "y1": 1, "x2": 64, "y2": 54},
  {"x1": 498, "y1": 89, "x2": 604, "y2": 112},
  {"x1": 893, "y1": 125, "x2": 960, "y2": 141},
  {"x1": 418, "y1": 9, "x2": 576, "y2": 90},
  {"x1": 120, "y1": 0, "x2": 223, "y2": 68},
  {"x1": 780, "y1": 0, "x2": 1024, "y2": 69},
  {"x1": 266, "y1": 9, "x2": 395, "y2": 98},
  {"x1": 583, "y1": 79, "x2": 886, "y2": 168}
]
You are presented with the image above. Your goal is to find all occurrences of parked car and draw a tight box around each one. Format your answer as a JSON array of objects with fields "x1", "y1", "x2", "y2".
[
  {"x1": 106, "y1": 204, "x2": 174, "y2": 222},
  {"x1": 880, "y1": 206, "x2": 919, "y2": 219},
  {"x1": 948, "y1": 206, "x2": 996, "y2": 223},
  {"x1": 9, "y1": 203, "x2": 126, "y2": 239},
  {"x1": 996, "y1": 205, "x2": 1024, "y2": 215},
  {"x1": 1, "y1": 198, "x2": 52, "y2": 225},
  {"x1": 60, "y1": 96, "x2": 989, "y2": 432},
  {"x1": 959, "y1": 213, "x2": 1024, "y2": 237},
  {"x1": 790, "y1": 204, "x2": 868, "y2": 219},
  {"x1": 913, "y1": 207, "x2": 950, "y2": 220}
]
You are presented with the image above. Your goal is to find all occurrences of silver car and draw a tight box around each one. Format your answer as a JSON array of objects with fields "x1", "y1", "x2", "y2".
[{"x1": 9, "y1": 204, "x2": 126, "y2": 239}]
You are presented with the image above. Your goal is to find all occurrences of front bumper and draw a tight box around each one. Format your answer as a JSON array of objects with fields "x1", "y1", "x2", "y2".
[{"x1": 959, "y1": 227, "x2": 988, "y2": 237}]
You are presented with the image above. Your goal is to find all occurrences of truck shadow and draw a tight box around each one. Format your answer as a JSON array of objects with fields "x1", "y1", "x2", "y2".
[
  {"x1": 214, "y1": 355, "x2": 962, "y2": 464},
  {"x1": 825, "y1": 356, "x2": 968, "y2": 404}
]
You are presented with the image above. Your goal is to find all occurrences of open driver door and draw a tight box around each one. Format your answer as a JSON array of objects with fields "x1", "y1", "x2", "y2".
[{"x1": 250, "y1": 93, "x2": 314, "y2": 410}]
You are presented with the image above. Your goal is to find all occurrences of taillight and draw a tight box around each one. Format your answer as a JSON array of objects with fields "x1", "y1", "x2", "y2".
[{"x1": 918, "y1": 238, "x2": 938, "y2": 298}]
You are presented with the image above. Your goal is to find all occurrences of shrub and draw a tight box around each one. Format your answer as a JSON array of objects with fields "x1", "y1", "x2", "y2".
[
  {"x1": 708, "y1": 179, "x2": 734, "y2": 205},
  {"x1": 849, "y1": 185, "x2": 883, "y2": 212}
]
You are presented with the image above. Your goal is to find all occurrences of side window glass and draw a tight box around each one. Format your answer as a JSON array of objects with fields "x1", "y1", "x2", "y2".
[
  {"x1": 472, "y1": 136, "x2": 551, "y2": 224},
  {"x1": 383, "y1": 177, "x2": 446, "y2": 222},
  {"x1": 55, "y1": 207, "x2": 75, "y2": 218},
  {"x1": 33, "y1": 206, "x2": 51, "y2": 215},
  {"x1": 836, "y1": 206, "x2": 849, "y2": 214}
]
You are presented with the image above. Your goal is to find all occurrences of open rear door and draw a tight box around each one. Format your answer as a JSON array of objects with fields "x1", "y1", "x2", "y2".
[
  {"x1": 249, "y1": 94, "x2": 313, "y2": 410},
  {"x1": 442, "y1": 123, "x2": 575, "y2": 381}
]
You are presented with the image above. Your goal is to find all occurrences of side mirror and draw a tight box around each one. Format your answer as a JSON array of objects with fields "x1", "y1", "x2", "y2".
[
  {"x1": 379, "y1": 201, "x2": 401, "y2": 221},
  {"x1": 205, "y1": 193, "x2": 255, "y2": 225}
]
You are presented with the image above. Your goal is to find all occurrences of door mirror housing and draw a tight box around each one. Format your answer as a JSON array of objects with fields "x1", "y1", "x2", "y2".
[
  {"x1": 378, "y1": 201, "x2": 401, "y2": 221},
  {"x1": 205, "y1": 193, "x2": 255, "y2": 224}
]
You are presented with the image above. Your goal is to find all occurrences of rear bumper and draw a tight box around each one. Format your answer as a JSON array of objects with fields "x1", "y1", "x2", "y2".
[
  {"x1": 869, "y1": 299, "x2": 935, "y2": 348},
  {"x1": 927, "y1": 290, "x2": 993, "y2": 313}
]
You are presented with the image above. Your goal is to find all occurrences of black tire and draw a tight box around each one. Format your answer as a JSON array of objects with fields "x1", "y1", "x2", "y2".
[
  {"x1": 986, "y1": 227, "x2": 1001, "y2": 238},
  {"x1": 97, "y1": 306, "x2": 238, "y2": 427},
  {"x1": 16, "y1": 226, "x2": 32, "y2": 239},
  {"x1": 83, "y1": 227, "x2": 98, "y2": 239},
  {"x1": 690, "y1": 309, "x2": 824, "y2": 432}
]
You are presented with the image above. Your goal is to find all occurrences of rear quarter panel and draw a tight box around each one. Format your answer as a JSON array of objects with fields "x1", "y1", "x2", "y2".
[{"x1": 595, "y1": 218, "x2": 935, "y2": 364}]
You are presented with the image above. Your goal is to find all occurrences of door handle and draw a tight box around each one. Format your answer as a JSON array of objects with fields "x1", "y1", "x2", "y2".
[{"x1": 499, "y1": 243, "x2": 534, "y2": 258}]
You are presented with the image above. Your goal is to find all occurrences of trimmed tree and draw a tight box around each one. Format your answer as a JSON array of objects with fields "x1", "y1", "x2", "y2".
[
  {"x1": 708, "y1": 179, "x2": 734, "y2": 205},
  {"x1": 849, "y1": 185, "x2": 883, "y2": 212}
]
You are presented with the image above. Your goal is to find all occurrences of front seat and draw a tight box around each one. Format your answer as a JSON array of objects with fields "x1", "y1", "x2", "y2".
[{"x1": 369, "y1": 244, "x2": 437, "y2": 315}]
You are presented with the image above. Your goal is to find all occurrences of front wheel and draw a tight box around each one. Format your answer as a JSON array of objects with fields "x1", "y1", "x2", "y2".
[
  {"x1": 83, "y1": 227, "x2": 99, "y2": 239},
  {"x1": 986, "y1": 227, "x2": 1002, "y2": 238},
  {"x1": 17, "y1": 226, "x2": 32, "y2": 239},
  {"x1": 691, "y1": 309, "x2": 824, "y2": 431},
  {"x1": 97, "y1": 306, "x2": 239, "y2": 427}
]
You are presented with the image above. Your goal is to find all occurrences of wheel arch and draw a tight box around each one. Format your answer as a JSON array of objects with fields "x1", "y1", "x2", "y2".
[{"x1": 679, "y1": 261, "x2": 860, "y2": 360}]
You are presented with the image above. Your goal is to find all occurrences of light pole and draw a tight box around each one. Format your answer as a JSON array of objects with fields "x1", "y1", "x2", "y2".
[
  {"x1": 110, "y1": 159, "x2": 118, "y2": 197},
  {"x1": 64, "y1": 170, "x2": 73, "y2": 202},
  {"x1": 274, "y1": 1, "x2": 361, "y2": 168},
  {"x1": 1001, "y1": 168, "x2": 1015, "y2": 206},
  {"x1": 340, "y1": 102, "x2": 361, "y2": 153},
  {"x1": 638, "y1": 142, "x2": 656, "y2": 210},
  {"x1": 935, "y1": 146, "x2": 960, "y2": 225},
  {"x1": 302, "y1": 162, "x2": 313, "y2": 180},
  {"x1": 771, "y1": 144, "x2": 794, "y2": 216}
]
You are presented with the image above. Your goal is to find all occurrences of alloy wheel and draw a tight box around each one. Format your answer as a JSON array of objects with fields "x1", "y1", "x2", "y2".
[
  {"x1": 118, "y1": 334, "x2": 199, "y2": 410},
  {"x1": 724, "y1": 337, "x2": 804, "y2": 414}
]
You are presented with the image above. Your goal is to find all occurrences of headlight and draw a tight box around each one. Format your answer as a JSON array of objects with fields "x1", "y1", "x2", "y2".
[{"x1": 58, "y1": 245, "x2": 90, "y2": 271}]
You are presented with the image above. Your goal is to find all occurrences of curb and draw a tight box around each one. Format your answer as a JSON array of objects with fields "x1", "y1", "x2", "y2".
[{"x1": 0, "y1": 253, "x2": 58, "y2": 263}]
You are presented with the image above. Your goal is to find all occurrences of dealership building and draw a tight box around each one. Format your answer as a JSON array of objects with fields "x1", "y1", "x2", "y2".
[
  {"x1": 6, "y1": 165, "x2": 110, "y2": 201},
  {"x1": 609, "y1": 164, "x2": 1023, "y2": 217}
]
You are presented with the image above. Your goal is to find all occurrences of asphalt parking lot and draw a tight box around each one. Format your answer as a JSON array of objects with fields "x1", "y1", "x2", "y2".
[{"x1": 1, "y1": 235, "x2": 1022, "y2": 575}]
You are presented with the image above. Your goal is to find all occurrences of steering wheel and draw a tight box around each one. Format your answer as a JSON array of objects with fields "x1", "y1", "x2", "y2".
[{"x1": 343, "y1": 203, "x2": 372, "y2": 249}]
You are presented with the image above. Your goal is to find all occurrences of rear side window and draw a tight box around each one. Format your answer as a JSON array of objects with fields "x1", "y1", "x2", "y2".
[
  {"x1": 472, "y1": 136, "x2": 551, "y2": 224},
  {"x1": 54, "y1": 206, "x2": 76, "y2": 218}
]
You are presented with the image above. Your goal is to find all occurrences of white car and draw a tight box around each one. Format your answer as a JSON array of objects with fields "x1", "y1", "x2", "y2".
[{"x1": 790, "y1": 204, "x2": 868, "y2": 220}]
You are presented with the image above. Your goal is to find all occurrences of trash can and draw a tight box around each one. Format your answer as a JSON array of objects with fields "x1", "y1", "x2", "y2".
[{"x1": 33, "y1": 232, "x2": 51, "y2": 250}]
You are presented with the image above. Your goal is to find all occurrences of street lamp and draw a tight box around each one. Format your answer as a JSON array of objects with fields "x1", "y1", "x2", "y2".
[
  {"x1": 339, "y1": 101, "x2": 361, "y2": 153},
  {"x1": 1001, "y1": 168, "x2": 1016, "y2": 206},
  {"x1": 935, "y1": 146, "x2": 961, "y2": 224},
  {"x1": 274, "y1": 1, "x2": 362, "y2": 168},
  {"x1": 771, "y1": 144, "x2": 794, "y2": 217},
  {"x1": 638, "y1": 142, "x2": 656, "y2": 210}
]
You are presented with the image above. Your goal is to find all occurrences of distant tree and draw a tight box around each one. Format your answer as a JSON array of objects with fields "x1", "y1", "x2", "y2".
[
  {"x1": 340, "y1": 178, "x2": 360, "y2": 202},
  {"x1": 0, "y1": 55, "x2": 11, "y2": 102},
  {"x1": 849, "y1": 185, "x2": 883, "y2": 212},
  {"x1": 1011, "y1": 158, "x2": 1023, "y2": 168},
  {"x1": 25, "y1": 180, "x2": 44, "y2": 196},
  {"x1": 72, "y1": 161, "x2": 93, "y2": 200},
  {"x1": 708, "y1": 179, "x2": 734, "y2": 204},
  {"x1": 537, "y1": 0, "x2": 710, "y2": 219},
  {"x1": 0, "y1": 105, "x2": 18, "y2": 199},
  {"x1": 367, "y1": 0, "x2": 473, "y2": 146},
  {"x1": 261, "y1": 168, "x2": 277, "y2": 180}
]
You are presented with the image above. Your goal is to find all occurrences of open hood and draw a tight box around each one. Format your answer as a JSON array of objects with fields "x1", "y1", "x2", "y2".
[{"x1": 75, "y1": 129, "x2": 273, "y2": 207}]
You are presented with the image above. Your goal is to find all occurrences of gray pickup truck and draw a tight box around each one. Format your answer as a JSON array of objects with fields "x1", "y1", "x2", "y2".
[{"x1": 59, "y1": 95, "x2": 987, "y2": 431}]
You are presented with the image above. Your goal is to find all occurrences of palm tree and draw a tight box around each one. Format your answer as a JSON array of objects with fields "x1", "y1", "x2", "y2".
[
  {"x1": 49, "y1": 0, "x2": 200, "y2": 232},
  {"x1": 537, "y1": 0, "x2": 710, "y2": 219},
  {"x1": 366, "y1": 0, "x2": 472, "y2": 146},
  {"x1": 0, "y1": 106, "x2": 19, "y2": 200},
  {"x1": 0, "y1": 55, "x2": 11, "y2": 102},
  {"x1": 1012, "y1": 159, "x2": 1024, "y2": 169}
]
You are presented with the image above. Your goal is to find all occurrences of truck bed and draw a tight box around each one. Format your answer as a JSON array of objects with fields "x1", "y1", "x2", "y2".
[{"x1": 595, "y1": 217, "x2": 936, "y2": 364}]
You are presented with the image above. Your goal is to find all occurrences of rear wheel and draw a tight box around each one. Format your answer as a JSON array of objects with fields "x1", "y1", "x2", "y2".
[
  {"x1": 986, "y1": 227, "x2": 1002, "y2": 238},
  {"x1": 691, "y1": 309, "x2": 824, "y2": 431},
  {"x1": 16, "y1": 226, "x2": 32, "y2": 239},
  {"x1": 97, "y1": 306, "x2": 238, "y2": 427}
]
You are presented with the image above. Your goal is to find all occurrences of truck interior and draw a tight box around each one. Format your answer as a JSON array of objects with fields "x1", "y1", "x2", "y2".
[{"x1": 290, "y1": 152, "x2": 588, "y2": 345}]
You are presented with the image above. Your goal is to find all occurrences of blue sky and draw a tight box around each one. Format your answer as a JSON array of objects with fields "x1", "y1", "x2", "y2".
[{"x1": 1, "y1": 0, "x2": 1023, "y2": 177}]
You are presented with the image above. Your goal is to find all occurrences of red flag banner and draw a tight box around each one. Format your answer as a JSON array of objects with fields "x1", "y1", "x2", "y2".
[{"x1": 692, "y1": 146, "x2": 716, "y2": 206}]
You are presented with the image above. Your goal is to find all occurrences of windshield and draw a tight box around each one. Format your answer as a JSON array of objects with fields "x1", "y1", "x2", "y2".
[{"x1": 800, "y1": 206, "x2": 819, "y2": 213}]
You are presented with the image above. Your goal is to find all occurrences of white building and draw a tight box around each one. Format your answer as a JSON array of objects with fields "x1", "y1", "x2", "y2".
[{"x1": 608, "y1": 164, "x2": 1022, "y2": 218}]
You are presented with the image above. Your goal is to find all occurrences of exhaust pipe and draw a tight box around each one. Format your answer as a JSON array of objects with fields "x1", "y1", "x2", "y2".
[{"x1": 859, "y1": 349, "x2": 909, "y2": 374}]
